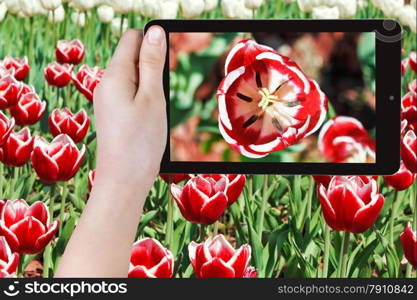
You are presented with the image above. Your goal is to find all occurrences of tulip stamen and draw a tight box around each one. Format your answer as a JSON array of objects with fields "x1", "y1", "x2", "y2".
[
  {"x1": 242, "y1": 114, "x2": 259, "y2": 128},
  {"x1": 258, "y1": 87, "x2": 279, "y2": 111},
  {"x1": 236, "y1": 93, "x2": 253, "y2": 102},
  {"x1": 272, "y1": 118, "x2": 283, "y2": 132},
  {"x1": 255, "y1": 72, "x2": 262, "y2": 88}
]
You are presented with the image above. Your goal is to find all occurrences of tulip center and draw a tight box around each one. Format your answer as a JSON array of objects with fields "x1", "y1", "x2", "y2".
[{"x1": 258, "y1": 88, "x2": 279, "y2": 111}]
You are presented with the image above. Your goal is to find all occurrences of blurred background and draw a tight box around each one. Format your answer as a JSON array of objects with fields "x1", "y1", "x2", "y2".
[{"x1": 169, "y1": 32, "x2": 376, "y2": 162}]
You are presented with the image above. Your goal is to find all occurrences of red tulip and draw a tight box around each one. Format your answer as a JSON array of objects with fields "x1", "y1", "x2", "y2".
[
  {"x1": 200, "y1": 174, "x2": 246, "y2": 205},
  {"x1": 401, "y1": 129, "x2": 417, "y2": 173},
  {"x1": 9, "y1": 92, "x2": 46, "y2": 126},
  {"x1": 384, "y1": 161, "x2": 416, "y2": 191},
  {"x1": 31, "y1": 134, "x2": 85, "y2": 183},
  {"x1": 73, "y1": 65, "x2": 103, "y2": 102},
  {"x1": 0, "y1": 112, "x2": 14, "y2": 146},
  {"x1": 160, "y1": 173, "x2": 189, "y2": 184},
  {"x1": 242, "y1": 266, "x2": 257, "y2": 278},
  {"x1": 48, "y1": 108, "x2": 90, "y2": 143},
  {"x1": 318, "y1": 176, "x2": 384, "y2": 234},
  {"x1": 88, "y1": 169, "x2": 95, "y2": 191},
  {"x1": 318, "y1": 116, "x2": 375, "y2": 163},
  {"x1": 128, "y1": 238, "x2": 174, "y2": 278},
  {"x1": 0, "y1": 199, "x2": 59, "y2": 254},
  {"x1": 401, "y1": 58, "x2": 408, "y2": 76},
  {"x1": 0, "y1": 200, "x2": 4, "y2": 215},
  {"x1": 217, "y1": 39, "x2": 328, "y2": 158},
  {"x1": 188, "y1": 234, "x2": 252, "y2": 278},
  {"x1": 400, "y1": 223, "x2": 417, "y2": 267},
  {"x1": 409, "y1": 51, "x2": 417, "y2": 73},
  {"x1": 55, "y1": 39, "x2": 85, "y2": 65},
  {"x1": 0, "y1": 236, "x2": 19, "y2": 276},
  {"x1": 0, "y1": 74, "x2": 22, "y2": 109},
  {"x1": 401, "y1": 91, "x2": 416, "y2": 132},
  {"x1": 170, "y1": 175, "x2": 228, "y2": 225},
  {"x1": 0, "y1": 128, "x2": 35, "y2": 167},
  {"x1": 44, "y1": 62, "x2": 74, "y2": 88},
  {"x1": 313, "y1": 175, "x2": 378, "y2": 189},
  {"x1": 0, "y1": 56, "x2": 30, "y2": 81}
]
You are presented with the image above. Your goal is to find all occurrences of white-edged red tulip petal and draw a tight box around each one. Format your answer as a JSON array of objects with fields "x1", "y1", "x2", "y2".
[
  {"x1": 0, "y1": 127, "x2": 35, "y2": 167},
  {"x1": 56, "y1": 39, "x2": 85, "y2": 65},
  {"x1": 188, "y1": 234, "x2": 252, "y2": 278},
  {"x1": 31, "y1": 134, "x2": 85, "y2": 183},
  {"x1": 318, "y1": 116, "x2": 375, "y2": 163},
  {"x1": 9, "y1": 92, "x2": 46, "y2": 126},
  {"x1": 400, "y1": 223, "x2": 417, "y2": 267},
  {"x1": 0, "y1": 56, "x2": 30, "y2": 81},
  {"x1": 0, "y1": 236, "x2": 19, "y2": 275},
  {"x1": 318, "y1": 176, "x2": 384, "y2": 234},
  {"x1": 128, "y1": 238, "x2": 174, "y2": 278},
  {"x1": 44, "y1": 62, "x2": 74, "y2": 88},
  {"x1": 48, "y1": 108, "x2": 90, "y2": 143},
  {"x1": 0, "y1": 199, "x2": 59, "y2": 254},
  {"x1": 401, "y1": 129, "x2": 417, "y2": 173},
  {"x1": 72, "y1": 65, "x2": 103, "y2": 102},
  {"x1": 217, "y1": 40, "x2": 328, "y2": 158}
]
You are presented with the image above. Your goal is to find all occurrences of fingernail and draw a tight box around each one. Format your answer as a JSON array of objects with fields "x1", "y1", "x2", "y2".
[{"x1": 147, "y1": 26, "x2": 163, "y2": 45}]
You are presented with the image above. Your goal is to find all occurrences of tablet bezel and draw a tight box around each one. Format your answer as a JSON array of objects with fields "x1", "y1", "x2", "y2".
[{"x1": 145, "y1": 19, "x2": 401, "y2": 175}]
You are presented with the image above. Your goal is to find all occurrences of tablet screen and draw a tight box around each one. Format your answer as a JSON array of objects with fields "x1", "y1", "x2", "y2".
[{"x1": 169, "y1": 32, "x2": 376, "y2": 164}]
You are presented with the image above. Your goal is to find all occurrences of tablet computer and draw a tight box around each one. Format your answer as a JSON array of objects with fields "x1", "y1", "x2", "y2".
[{"x1": 146, "y1": 19, "x2": 401, "y2": 175}]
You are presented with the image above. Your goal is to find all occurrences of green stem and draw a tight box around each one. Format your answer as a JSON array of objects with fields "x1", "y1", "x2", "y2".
[
  {"x1": 337, "y1": 231, "x2": 350, "y2": 278},
  {"x1": 120, "y1": 14, "x2": 126, "y2": 38},
  {"x1": 256, "y1": 175, "x2": 269, "y2": 234},
  {"x1": 389, "y1": 190, "x2": 399, "y2": 246},
  {"x1": 165, "y1": 176, "x2": 174, "y2": 248},
  {"x1": 322, "y1": 226, "x2": 331, "y2": 278},
  {"x1": 17, "y1": 254, "x2": 25, "y2": 276},
  {"x1": 28, "y1": 17, "x2": 34, "y2": 83},
  {"x1": 9, "y1": 167, "x2": 19, "y2": 198},
  {"x1": 58, "y1": 182, "x2": 69, "y2": 234},
  {"x1": 44, "y1": 183, "x2": 56, "y2": 278},
  {"x1": 213, "y1": 220, "x2": 219, "y2": 236}
]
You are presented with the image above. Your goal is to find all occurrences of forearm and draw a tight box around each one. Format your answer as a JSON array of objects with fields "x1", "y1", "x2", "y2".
[{"x1": 55, "y1": 172, "x2": 152, "y2": 277}]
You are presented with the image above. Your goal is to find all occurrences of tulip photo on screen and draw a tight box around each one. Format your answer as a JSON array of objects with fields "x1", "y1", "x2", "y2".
[
  {"x1": 169, "y1": 32, "x2": 377, "y2": 163},
  {"x1": 0, "y1": 0, "x2": 415, "y2": 281}
]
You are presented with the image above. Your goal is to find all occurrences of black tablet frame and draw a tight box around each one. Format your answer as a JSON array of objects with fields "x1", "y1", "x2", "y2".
[{"x1": 145, "y1": 19, "x2": 401, "y2": 175}]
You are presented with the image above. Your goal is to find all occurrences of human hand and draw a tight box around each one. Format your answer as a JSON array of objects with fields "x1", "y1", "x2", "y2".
[{"x1": 93, "y1": 27, "x2": 167, "y2": 189}]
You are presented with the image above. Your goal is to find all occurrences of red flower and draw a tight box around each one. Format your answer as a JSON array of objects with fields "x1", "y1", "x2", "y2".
[
  {"x1": 384, "y1": 161, "x2": 416, "y2": 191},
  {"x1": 0, "y1": 74, "x2": 22, "y2": 109},
  {"x1": 0, "y1": 199, "x2": 59, "y2": 254},
  {"x1": 0, "y1": 200, "x2": 4, "y2": 215},
  {"x1": 242, "y1": 266, "x2": 257, "y2": 278},
  {"x1": 170, "y1": 176, "x2": 228, "y2": 225},
  {"x1": 31, "y1": 134, "x2": 85, "y2": 183},
  {"x1": 401, "y1": 91, "x2": 417, "y2": 132},
  {"x1": 400, "y1": 223, "x2": 417, "y2": 267},
  {"x1": 313, "y1": 175, "x2": 378, "y2": 189},
  {"x1": 401, "y1": 58, "x2": 408, "y2": 76},
  {"x1": 217, "y1": 39, "x2": 328, "y2": 158},
  {"x1": 159, "y1": 173, "x2": 189, "y2": 184},
  {"x1": 318, "y1": 116, "x2": 375, "y2": 163},
  {"x1": 55, "y1": 39, "x2": 85, "y2": 65},
  {"x1": 9, "y1": 92, "x2": 46, "y2": 126},
  {"x1": 0, "y1": 128, "x2": 35, "y2": 167},
  {"x1": 73, "y1": 65, "x2": 103, "y2": 102},
  {"x1": 0, "y1": 56, "x2": 30, "y2": 81},
  {"x1": 0, "y1": 236, "x2": 19, "y2": 276},
  {"x1": 409, "y1": 51, "x2": 416, "y2": 73},
  {"x1": 401, "y1": 129, "x2": 417, "y2": 173},
  {"x1": 88, "y1": 169, "x2": 95, "y2": 191},
  {"x1": 318, "y1": 176, "x2": 384, "y2": 234},
  {"x1": 188, "y1": 234, "x2": 252, "y2": 278},
  {"x1": 128, "y1": 238, "x2": 174, "y2": 278},
  {"x1": 48, "y1": 108, "x2": 90, "y2": 143},
  {"x1": 200, "y1": 174, "x2": 246, "y2": 205},
  {"x1": 44, "y1": 62, "x2": 74, "y2": 88},
  {"x1": 0, "y1": 112, "x2": 14, "y2": 147}
]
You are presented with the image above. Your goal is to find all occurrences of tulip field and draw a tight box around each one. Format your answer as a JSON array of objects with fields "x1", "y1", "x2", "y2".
[{"x1": 0, "y1": 1, "x2": 416, "y2": 279}]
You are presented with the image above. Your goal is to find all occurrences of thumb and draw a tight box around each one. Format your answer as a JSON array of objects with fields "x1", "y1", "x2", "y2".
[{"x1": 136, "y1": 26, "x2": 167, "y2": 101}]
